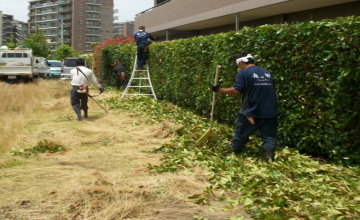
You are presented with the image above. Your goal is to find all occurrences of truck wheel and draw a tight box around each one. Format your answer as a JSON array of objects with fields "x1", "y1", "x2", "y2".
[{"x1": 24, "y1": 78, "x2": 33, "y2": 83}]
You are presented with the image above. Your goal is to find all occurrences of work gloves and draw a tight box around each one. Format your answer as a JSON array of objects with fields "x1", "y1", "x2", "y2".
[
  {"x1": 99, "y1": 87, "x2": 105, "y2": 93},
  {"x1": 211, "y1": 84, "x2": 220, "y2": 93}
]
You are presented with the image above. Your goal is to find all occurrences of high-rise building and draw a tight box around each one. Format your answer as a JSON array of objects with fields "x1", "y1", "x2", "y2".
[
  {"x1": 12, "y1": 20, "x2": 28, "y2": 43},
  {"x1": 0, "y1": 12, "x2": 28, "y2": 46},
  {"x1": 0, "y1": 11, "x2": 3, "y2": 45},
  {"x1": 1, "y1": 14, "x2": 14, "y2": 45},
  {"x1": 113, "y1": 21, "x2": 134, "y2": 37},
  {"x1": 28, "y1": 0, "x2": 114, "y2": 53}
]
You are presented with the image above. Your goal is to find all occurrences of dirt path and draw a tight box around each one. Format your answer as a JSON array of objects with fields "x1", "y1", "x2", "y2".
[{"x1": 0, "y1": 80, "x2": 249, "y2": 220}]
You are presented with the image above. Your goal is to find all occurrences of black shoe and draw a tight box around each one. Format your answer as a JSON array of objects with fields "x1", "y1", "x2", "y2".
[{"x1": 264, "y1": 149, "x2": 275, "y2": 161}]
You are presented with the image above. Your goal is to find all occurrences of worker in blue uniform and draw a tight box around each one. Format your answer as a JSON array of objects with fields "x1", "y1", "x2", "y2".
[
  {"x1": 134, "y1": 26, "x2": 156, "y2": 70},
  {"x1": 212, "y1": 52, "x2": 278, "y2": 161}
]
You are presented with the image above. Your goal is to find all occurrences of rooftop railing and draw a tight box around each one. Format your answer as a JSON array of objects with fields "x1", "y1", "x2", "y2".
[{"x1": 135, "y1": 0, "x2": 174, "y2": 17}]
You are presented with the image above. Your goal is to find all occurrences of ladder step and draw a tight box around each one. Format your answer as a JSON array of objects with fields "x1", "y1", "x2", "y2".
[{"x1": 121, "y1": 55, "x2": 157, "y2": 100}]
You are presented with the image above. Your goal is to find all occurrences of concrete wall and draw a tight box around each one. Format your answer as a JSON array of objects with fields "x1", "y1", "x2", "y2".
[
  {"x1": 135, "y1": 0, "x2": 247, "y2": 29},
  {"x1": 153, "y1": 1, "x2": 360, "y2": 41}
]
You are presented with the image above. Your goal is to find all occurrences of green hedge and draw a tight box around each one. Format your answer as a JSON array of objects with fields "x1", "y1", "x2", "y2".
[{"x1": 97, "y1": 16, "x2": 360, "y2": 164}]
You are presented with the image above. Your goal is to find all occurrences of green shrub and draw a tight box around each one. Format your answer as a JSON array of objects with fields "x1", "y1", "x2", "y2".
[{"x1": 94, "y1": 16, "x2": 360, "y2": 164}]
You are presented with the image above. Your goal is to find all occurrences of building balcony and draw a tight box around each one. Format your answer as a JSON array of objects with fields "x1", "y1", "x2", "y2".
[
  {"x1": 62, "y1": 38, "x2": 71, "y2": 43},
  {"x1": 58, "y1": 0, "x2": 72, "y2": 5},
  {"x1": 86, "y1": 17, "x2": 101, "y2": 21},
  {"x1": 59, "y1": 31, "x2": 72, "y2": 35},
  {"x1": 38, "y1": 24, "x2": 58, "y2": 29},
  {"x1": 36, "y1": 18, "x2": 58, "y2": 23},
  {"x1": 86, "y1": 25, "x2": 101, "y2": 29},
  {"x1": 59, "y1": 15, "x2": 72, "y2": 20},
  {"x1": 38, "y1": 11, "x2": 58, "y2": 15},
  {"x1": 44, "y1": 32, "x2": 58, "y2": 36},
  {"x1": 86, "y1": 0, "x2": 101, "y2": 5},
  {"x1": 86, "y1": 32, "x2": 100, "y2": 36},
  {"x1": 87, "y1": 10, "x2": 101, "y2": 14},
  {"x1": 58, "y1": 23, "x2": 72, "y2": 28},
  {"x1": 59, "y1": 7, "x2": 72, "y2": 13},
  {"x1": 31, "y1": 2, "x2": 59, "y2": 9}
]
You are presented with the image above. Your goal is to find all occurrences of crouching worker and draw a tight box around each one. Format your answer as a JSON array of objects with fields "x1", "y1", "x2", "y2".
[
  {"x1": 211, "y1": 52, "x2": 278, "y2": 161},
  {"x1": 70, "y1": 58, "x2": 104, "y2": 121},
  {"x1": 110, "y1": 60, "x2": 128, "y2": 90}
]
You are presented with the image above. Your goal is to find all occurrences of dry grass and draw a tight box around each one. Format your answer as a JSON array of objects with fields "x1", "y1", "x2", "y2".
[
  {"x1": 0, "y1": 79, "x2": 69, "y2": 152},
  {"x1": 0, "y1": 79, "x2": 248, "y2": 220}
]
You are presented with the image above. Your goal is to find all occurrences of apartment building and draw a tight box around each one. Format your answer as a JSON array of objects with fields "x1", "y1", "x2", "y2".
[
  {"x1": 28, "y1": 0, "x2": 114, "y2": 53},
  {"x1": 135, "y1": 0, "x2": 360, "y2": 41},
  {"x1": 12, "y1": 20, "x2": 28, "y2": 43},
  {"x1": 113, "y1": 21, "x2": 134, "y2": 37},
  {"x1": 0, "y1": 13, "x2": 27, "y2": 45},
  {"x1": 1, "y1": 14, "x2": 15, "y2": 45},
  {"x1": 0, "y1": 11, "x2": 2, "y2": 45}
]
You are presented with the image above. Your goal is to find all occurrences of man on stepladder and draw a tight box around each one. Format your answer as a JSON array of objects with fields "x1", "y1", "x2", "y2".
[{"x1": 134, "y1": 25, "x2": 156, "y2": 70}]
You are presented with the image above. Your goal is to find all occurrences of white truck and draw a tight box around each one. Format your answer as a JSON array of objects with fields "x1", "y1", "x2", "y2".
[
  {"x1": 0, "y1": 48, "x2": 50, "y2": 81},
  {"x1": 33, "y1": 57, "x2": 51, "y2": 79},
  {"x1": 0, "y1": 48, "x2": 34, "y2": 82}
]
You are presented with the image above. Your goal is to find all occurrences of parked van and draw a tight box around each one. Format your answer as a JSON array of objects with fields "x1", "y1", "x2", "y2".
[
  {"x1": 48, "y1": 60, "x2": 62, "y2": 78},
  {"x1": 61, "y1": 57, "x2": 88, "y2": 80}
]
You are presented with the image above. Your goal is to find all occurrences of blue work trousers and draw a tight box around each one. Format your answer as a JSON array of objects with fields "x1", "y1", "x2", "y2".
[
  {"x1": 137, "y1": 45, "x2": 149, "y2": 66},
  {"x1": 232, "y1": 113, "x2": 277, "y2": 151}
]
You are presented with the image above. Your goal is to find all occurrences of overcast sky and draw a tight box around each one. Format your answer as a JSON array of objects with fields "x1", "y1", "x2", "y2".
[{"x1": 0, "y1": 0, "x2": 154, "y2": 22}]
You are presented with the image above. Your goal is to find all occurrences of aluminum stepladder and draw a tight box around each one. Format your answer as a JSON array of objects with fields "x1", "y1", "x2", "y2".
[{"x1": 121, "y1": 55, "x2": 157, "y2": 100}]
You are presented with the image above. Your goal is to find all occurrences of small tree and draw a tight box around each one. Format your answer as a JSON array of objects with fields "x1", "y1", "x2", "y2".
[
  {"x1": 54, "y1": 44, "x2": 81, "y2": 61},
  {"x1": 23, "y1": 29, "x2": 50, "y2": 57},
  {"x1": 6, "y1": 34, "x2": 17, "y2": 49}
]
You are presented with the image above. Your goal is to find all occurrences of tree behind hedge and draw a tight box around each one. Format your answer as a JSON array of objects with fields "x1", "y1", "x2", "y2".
[{"x1": 92, "y1": 36, "x2": 135, "y2": 86}]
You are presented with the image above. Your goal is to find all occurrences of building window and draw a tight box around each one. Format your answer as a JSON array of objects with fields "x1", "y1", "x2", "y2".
[
  {"x1": 78, "y1": 44, "x2": 83, "y2": 47},
  {"x1": 79, "y1": 28, "x2": 83, "y2": 31},
  {"x1": 79, "y1": 5, "x2": 83, "y2": 8},
  {"x1": 79, "y1": 13, "x2": 83, "y2": 16},
  {"x1": 78, "y1": 21, "x2": 83, "y2": 24},
  {"x1": 78, "y1": 36, "x2": 83, "y2": 39}
]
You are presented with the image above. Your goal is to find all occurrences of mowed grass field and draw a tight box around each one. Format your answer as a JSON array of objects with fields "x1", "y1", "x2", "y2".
[{"x1": 0, "y1": 79, "x2": 247, "y2": 220}]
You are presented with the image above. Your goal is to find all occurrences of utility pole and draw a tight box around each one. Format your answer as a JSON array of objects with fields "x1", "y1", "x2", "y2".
[{"x1": 61, "y1": 18, "x2": 64, "y2": 45}]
